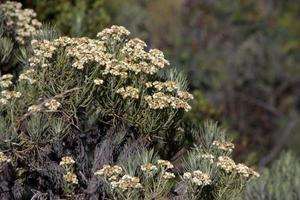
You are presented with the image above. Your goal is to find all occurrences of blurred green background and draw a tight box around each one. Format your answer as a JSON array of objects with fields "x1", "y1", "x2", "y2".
[{"x1": 20, "y1": 0, "x2": 300, "y2": 166}]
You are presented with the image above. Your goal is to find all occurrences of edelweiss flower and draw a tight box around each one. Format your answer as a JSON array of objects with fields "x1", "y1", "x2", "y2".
[
  {"x1": 60, "y1": 156, "x2": 75, "y2": 166},
  {"x1": 93, "y1": 78, "x2": 104, "y2": 85},
  {"x1": 45, "y1": 99, "x2": 61, "y2": 111}
]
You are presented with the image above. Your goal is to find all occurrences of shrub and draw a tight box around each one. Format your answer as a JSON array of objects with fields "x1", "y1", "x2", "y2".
[{"x1": 0, "y1": 2, "x2": 258, "y2": 199}]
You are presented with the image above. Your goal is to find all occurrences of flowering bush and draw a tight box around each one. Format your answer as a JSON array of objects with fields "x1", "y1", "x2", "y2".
[{"x1": 0, "y1": 2, "x2": 258, "y2": 199}]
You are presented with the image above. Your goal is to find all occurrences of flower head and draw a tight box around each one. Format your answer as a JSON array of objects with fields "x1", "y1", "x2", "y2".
[{"x1": 141, "y1": 163, "x2": 158, "y2": 172}]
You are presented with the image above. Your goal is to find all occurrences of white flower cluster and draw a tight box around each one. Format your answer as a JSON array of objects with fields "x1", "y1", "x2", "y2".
[
  {"x1": 93, "y1": 78, "x2": 104, "y2": 85},
  {"x1": 45, "y1": 99, "x2": 61, "y2": 111},
  {"x1": 212, "y1": 140, "x2": 235, "y2": 153},
  {"x1": 95, "y1": 165, "x2": 142, "y2": 191},
  {"x1": 19, "y1": 69, "x2": 36, "y2": 84},
  {"x1": 216, "y1": 156, "x2": 259, "y2": 178},
  {"x1": 141, "y1": 163, "x2": 158, "y2": 172},
  {"x1": 27, "y1": 25, "x2": 193, "y2": 112},
  {"x1": 113, "y1": 175, "x2": 143, "y2": 191},
  {"x1": 0, "y1": 90, "x2": 21, "y2": 105},
  {"x1": 28, "y1": 104, "x2": 41, "y2": 112},
  {"x1": 157, "y1": 159, "x2": 174, "y2": 169},
  {"x1": 0, "y1": 152, "x2": 11, "y2": 163},
  {"x1": 121, "y1": 38, "x2": 147, "y2": 58},
  {"x1": 95, "y1": 160, "x2": 176, "y2": 193},
  {"x1": 162, "y1": 172, "x2": 176, "y2": 179},
  {"x1": 0, "y1": 1, "x2": 41, "y2": 44},
  {"x1": 94, "y1": 164, "x2": 123, "y2": 179},
  {"x1": 60, "y1": 156, "x2": 78, "y2": 186},
  {"x1": 116, "y1": 86, "x2": 139, "y2": 99},
  {"x1": 216, "y1": 156, "x2": 236, "y2": 173},
  {"x1": 144, "y1": 92, "x2": 192, "y2": 112},
  {"x1": 120, "y1": 38, "x2": 169, "y2": 75},
  {"x1": 183, "y1": 170, "x2": 212, "y2": 186},
  {"x1": 0, "y1": 74, "x2": 13, "y2": 88},
  {"x1": 200, "y1": 153, "x2": 215, "y2": 163},
  {"x1": 145, "y1": 81, "x2": 177, "y2": 92},
  {"x1": 63, "y1": 171, "x2": 78, "y2": 185},
  {"x1": 97, "y1": 25, "x2": 130, "y2": 42},
  {"x1": 31, "y1": 37, "x2": 110, "y2": 70},
  {"x1": 140, "y1": 160, "x2": 174, "y2": 174},
  {"x1": 177, "y1": 91, "x2": 194, "y2": 101},
  {"x1": 59, "y1": 156, "x2": 76, "y2": 166},
  {"x1": 102, "y1": 59, "x2": 128, "y2": 77}
]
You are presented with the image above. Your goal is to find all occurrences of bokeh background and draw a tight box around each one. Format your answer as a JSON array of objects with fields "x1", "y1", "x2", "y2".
[{"x1": 20, "y1": 0, "x2": 300, "y2": 167}]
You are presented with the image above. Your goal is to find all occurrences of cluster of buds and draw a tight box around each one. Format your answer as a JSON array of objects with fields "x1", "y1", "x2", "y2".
[
  {"x1": 216, "y1": 156, "x2": 259, "y2": 178},
  {"x1": 212, "y1": 140, "x2": 235, "y2": 153},
  {"x1": 183, "y1": 170, "x2": 212, "y2": 186},
  {"x1": 0, "y1": 74, "x2": 13, "y2": 88},
  {"x1": 0, "y1": 1, "x2": 42, "y2": 44},
  {"x1": 116, "y1": 86, "x2": 139, "y2": 99}
]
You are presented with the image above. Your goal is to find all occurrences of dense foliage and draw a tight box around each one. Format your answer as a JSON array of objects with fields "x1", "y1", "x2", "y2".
[{"x1": 243, "y1": 152, "x2": 300, "y2": 200}]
